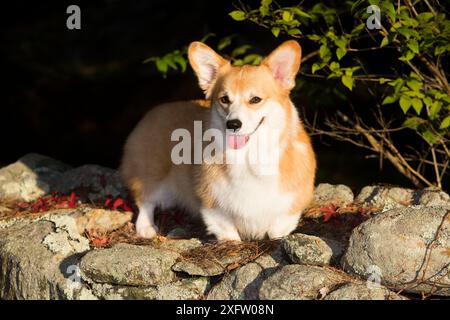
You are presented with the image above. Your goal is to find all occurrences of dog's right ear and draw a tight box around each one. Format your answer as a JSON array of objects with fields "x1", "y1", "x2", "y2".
[{"x1": 188, "y1": 42, "x2": 228, "y2": 94}]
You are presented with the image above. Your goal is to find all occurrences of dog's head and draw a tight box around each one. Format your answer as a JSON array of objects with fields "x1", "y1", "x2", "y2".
[{"x1": 188, "y1": 40, "x2": 302, "y2": 150}]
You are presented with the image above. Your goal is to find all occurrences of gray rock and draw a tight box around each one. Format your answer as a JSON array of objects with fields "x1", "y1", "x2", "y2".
[
  {"x1": 55, "y1": 165, "x2": 127, "y2": 202},
  {"x1": 0, "y1": 220, "x2": 96, "y2": 299},
  {"x1": 154, "y1": 277, "x2": 210, "y2": 300},
  {"x1": 342, "y1": 207, "x2": 450, "y2": 296},
  {"x1": 314, "y1": 183, "x2": 354, "y2": 206},
  {"x1": 42, "y1": 215, "x2": 90, "y2": 255},
  {"x1": 413, "y1": 188, "x2": 450, "y2": 207},
  {"x1": 0, "y1": 154, "x2": 127, "y2": 203},
  {"x1": 172, "y1": 258, "x2": 234, "y2": 277},
  {"x1": 156, "y1": 238, "x2": 203, "y2": 252},
  {"x1": 73, "y1": 208, "x2": 133, "y2": 234},
  {"x1": 281, "y1": 233, "x2": 333, "y2": 265},
  {"x1": 207, "y1": 245, "x2": 288, "y2": 300},
  {"x1": 80, "y1": 243, "x2": 180, "y2": 286},
  {"x1": 355, "y1": 185, "x2": 414, "y2": 209},
  {"x1": 0, "y1": 153, "x2": 71, "y2": 201},
  {"x1": 259, "y1": 264, "x2": 349, "y2": 300},
  {"x1": 324, "y1": 283, "x2": 407, "y2": 300},
  {"x1": 90, "y1": 277, "x2": 209, "y2": 300},
  {"x1": 89, "y1": 283, "x2": 159, "y2": 300}
]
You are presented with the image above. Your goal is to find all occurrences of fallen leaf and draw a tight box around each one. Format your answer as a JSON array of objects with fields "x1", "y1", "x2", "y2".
[{"x1": 112, "y1": 198, "x2": 124, "y2": 210}]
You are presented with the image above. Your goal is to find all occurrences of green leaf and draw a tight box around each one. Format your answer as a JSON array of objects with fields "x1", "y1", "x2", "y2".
[
  {"x1": 417, "y1": 12, "x2": 433, "y2": 23},
  {"x1": 289, "y1": 7, "x2": 311, "y2": 18},
  {"x1": 271, "y1": 27, "x2": 280, "y2": 37},
  {"x1": 329, "y1": 61, "x2": 340, "y2": 71},
  {"x1": 344, "y1": 68, "x2": 353, "y2": 76},
  {"x1": 335, "y1": 37, "x2": 347, "y2": 49},
  {"x1": 260, "y1": 5, "x2": 270, "y2": 16},
  {"x1": 351, "y1": 23, "x2": 365, "y2": 35},
  {"x1": 231, "y1": 45, "x2": 252, "y2": 57},
  {"x1": 399, "y1": 51, "x2": 415, "y2": 62},
  {"x1": 142, "y1": 56, "x2": 156, "y2": 64},
  {"x1": 407, "y1": 39, "x2": 419, "y2": 54},
  {"x1": 164, "y1": 56, "x2": 178, "y2": 70},
  {"x1": 217, "y1": 35, "x2": 235, "y2": 51},
  {"x1": 288, "y1": 28, "x2": 302, "y2": 36},
  {"x1": 173, "y1": 55, "x2": 187, "y2": 72},
  {"x1": 259, "y1": 0, "x2": 272, "y2": 16},
  {"x1": 403, "y1": 117, "x2": 424, "y2": 130},
  {"x1": 440, "y1": 116, "x2": 450, "y2": 129},
  {"x1": 411, "y1": 98, "x2": 423, "y2": 114},
  {"x1": 397, "y1": 27, "x2": 413, "y2": 39},
  {"x1": 430, "y1": 102, "x2": 442, "y2": 119},
  {"x1": 422, "y1": 130, "x2": 439, "y2": 145},
  {"x1": 341, "y1": 74, "x2": 354, "y2": 91},
  {"x1": 380, "y1": 36, "x2": 389, "y2": 47},
  {"x1": 242, "y1": 54, "x2": 262, "y2": 65},
  {"x1": 391, "y1": 21, "x2": 401, "y2": 29},
  {"x1": 423, "y1": 96, "x2": 433, "y2": 107},
  {"x1": 282, "y1": 10, "x2": 293, "y2": 22},
  {"x1": 336, "y1": 47, "x2": 347, "y2": 60},
  {"x1": 388, "y1": 78, "x2": 403, "y2": 87},
  {"x1": 233, "y1": 59, "x2": 244, "y2": 66},
  {"x1": 319, "y1": 44, "x2": 331, "y2": 59},
  {"x1": 435, "y1": 45, "x2": 448, "y2": 56},
  {"x1": 399, "y1": 95, "x2": 412, "y2": 113},
  {"x1": 312, "y1": 63, "x2": 321, "y2": 74},
  {"x1": 229, "y1": 10, "x2": 246, "y2": 21},
  {"x1": 155, "y1": 58, "x2": 168, "y2": 74},
  {"x1": 325, "y1": 30, "x2": 337, "y2": 42},
  {"x1": 384, "y1": 2, "x2": 396, "y2": 22},
  {"x1": 307, "y1": 34, "x2": 321, "y2": 41},
  {"x1": 382, "y1": 95, "x2": 398, "y2": 105},
  {"x1": 406, "y1": 79, "x2": 422, "y2": 91}
]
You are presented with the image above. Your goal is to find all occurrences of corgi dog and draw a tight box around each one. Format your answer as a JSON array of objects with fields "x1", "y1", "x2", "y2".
[{"x1": 120, "y1": 40, "x2": 316, "y2": 241}]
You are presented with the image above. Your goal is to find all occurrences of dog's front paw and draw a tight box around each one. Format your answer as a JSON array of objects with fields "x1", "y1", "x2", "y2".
[
  {"x1": 135, "y1": 219, "x2": 159, "y2": 238},
  {"x1": 215, "y1": 231, "x2": 242, "y2": 242},
  {"x1": 136, "y1": 223, "x2": 158, "y2": 238},
  {"x1": 267, "y1": 214, "x2": 301, "y2": 240}
]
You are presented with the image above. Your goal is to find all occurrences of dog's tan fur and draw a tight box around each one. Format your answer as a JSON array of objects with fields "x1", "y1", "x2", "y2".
[{"x1": 121, "y1": 40, "x2": 316, "y2": 240}]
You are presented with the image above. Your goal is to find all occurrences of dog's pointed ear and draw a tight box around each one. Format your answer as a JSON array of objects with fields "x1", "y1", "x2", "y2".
[
  {"x1": 262, "y1": 40, "x2": 302, "y2": 91},
  {"x1": 188, "y1": 42, "x2": 229, "y2": 93}
]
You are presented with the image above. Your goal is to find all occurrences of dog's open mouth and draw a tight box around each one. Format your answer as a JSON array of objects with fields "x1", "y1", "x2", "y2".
[{"x1": 227, "y1": 117, "x2": 265, "y2": 150}]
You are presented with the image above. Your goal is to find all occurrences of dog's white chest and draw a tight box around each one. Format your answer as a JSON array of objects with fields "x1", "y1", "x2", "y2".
[{"x1": 210, "y1": 164, "x2": 294, "y2": 238}]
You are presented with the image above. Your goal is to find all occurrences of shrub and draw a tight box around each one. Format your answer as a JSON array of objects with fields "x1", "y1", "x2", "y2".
[{"x1": 146, "y1": 0, "x2": 450, "y2": 189}]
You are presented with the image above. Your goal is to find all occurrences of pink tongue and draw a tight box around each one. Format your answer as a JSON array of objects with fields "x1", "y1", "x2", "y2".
[{"x1": 228, "y1": 135, "x2": 249, "y2": 150}]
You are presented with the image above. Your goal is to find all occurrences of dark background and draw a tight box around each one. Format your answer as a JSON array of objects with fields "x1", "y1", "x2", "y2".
[{"x1": 1, "y1": 0, "x2": 412, "y2": 190}]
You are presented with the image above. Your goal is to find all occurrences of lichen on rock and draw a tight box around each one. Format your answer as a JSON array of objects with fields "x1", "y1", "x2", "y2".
[
  {"x1": 42, "y1": 214, "x2": 90, "y2": 255},
  {"x1": 80, "y1": 243, "x2": 180, "y2": 286}
]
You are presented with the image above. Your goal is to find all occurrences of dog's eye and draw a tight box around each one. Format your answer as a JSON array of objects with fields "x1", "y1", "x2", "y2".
[
  {"x1": 249, "y1": 96, "x2": 262, "y2": 104},
  {"x1": 220, "y1": 95, "x2": 231, "y2": 104}
]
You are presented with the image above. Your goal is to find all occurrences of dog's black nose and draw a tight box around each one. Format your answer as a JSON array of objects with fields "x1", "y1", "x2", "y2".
[{"x1": 226, "y1": 119, "x2": 242, "y2": 131}]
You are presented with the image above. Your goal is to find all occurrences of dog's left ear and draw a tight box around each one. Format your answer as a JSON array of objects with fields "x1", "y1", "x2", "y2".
[
  {"x1": 262, "y1": 40, "x2": 302, "y2": 91},
  {"x1": 188, "y1": 42, "x2": 229, "y2": 94}
]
